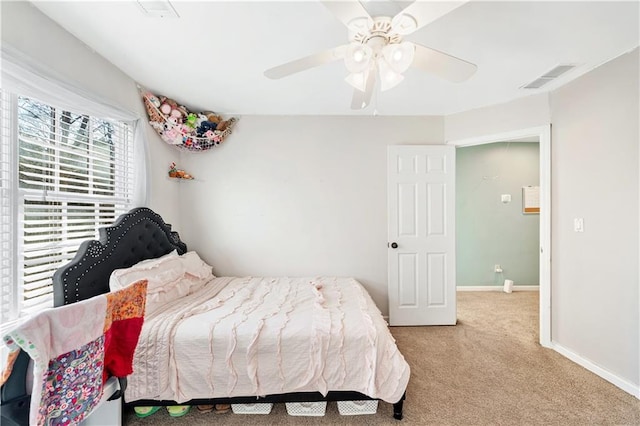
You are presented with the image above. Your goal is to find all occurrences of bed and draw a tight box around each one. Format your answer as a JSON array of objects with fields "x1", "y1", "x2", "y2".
[{"x1": 1, "y1": 207, "x2": 409, "y2": 423}]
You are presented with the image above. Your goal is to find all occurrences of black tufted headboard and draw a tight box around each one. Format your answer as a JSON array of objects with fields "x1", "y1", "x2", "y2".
[{"x1": 52, "y1": 207, "x2": 187, "y2": 307}]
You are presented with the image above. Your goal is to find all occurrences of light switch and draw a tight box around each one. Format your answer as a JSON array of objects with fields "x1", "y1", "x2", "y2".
[
  {"x1": 574, "y1": 218, "x2": 584, "y2": 232},
  {"x1": 501, "y1": 194, "x2": 511, "y2": 203}
]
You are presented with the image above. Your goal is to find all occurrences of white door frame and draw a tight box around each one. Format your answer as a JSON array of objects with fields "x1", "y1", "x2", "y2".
[{"x1": 447, "y1": 125, "x2": 551, "y2": 348}]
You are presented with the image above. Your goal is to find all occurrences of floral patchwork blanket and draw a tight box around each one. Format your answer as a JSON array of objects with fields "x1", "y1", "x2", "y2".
[{"x1": 2, "y1": 280, "x2": 147, "y2": 426}]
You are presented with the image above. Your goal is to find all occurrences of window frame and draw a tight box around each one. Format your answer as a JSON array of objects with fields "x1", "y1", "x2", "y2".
[{"x1": 1, "y1": 90, "x2": 136, "y2": 324}]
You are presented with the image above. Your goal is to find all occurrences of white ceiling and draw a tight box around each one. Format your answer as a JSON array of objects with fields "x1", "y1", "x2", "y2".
[{"x1": 31, "y1": 1, "x2": 639, "y2": 116}]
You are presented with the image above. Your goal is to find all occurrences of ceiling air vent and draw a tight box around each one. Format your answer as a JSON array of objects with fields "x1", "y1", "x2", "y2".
[
  {"x1": 522, "y1": 64, "x2": 577, "y2": 89},
  {"x1": 136, "y1": 1, "x2": 179, "y2": 18}
]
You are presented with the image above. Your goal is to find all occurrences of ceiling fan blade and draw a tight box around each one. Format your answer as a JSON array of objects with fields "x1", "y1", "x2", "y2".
[
  {"x1": 412, "y1": 43, "x2": 476, "y2": 83},
  {"x1": 264, "y1": 45, "x2": 349, "y2": 79},
  {"x1": 351, "y1": 70, "x2": 376, "y2": 110},
  {"x1": 392, "y1": 1, "x2": 467, "y2": 35},
  {"x1": 321, "y1": 0, "x2": 372, "y2": 32}
]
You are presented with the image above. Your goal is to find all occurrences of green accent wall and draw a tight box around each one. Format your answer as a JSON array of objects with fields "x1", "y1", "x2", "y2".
[{"x1": 456, "y1": 142, "x2": 540, "y2": 286}]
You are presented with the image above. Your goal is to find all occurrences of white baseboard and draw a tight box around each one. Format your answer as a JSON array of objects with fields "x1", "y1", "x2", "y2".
[
  {"x1": 457, "y1": 285, "x2": 539, "y2": 292},
  {"x1": 551, "y1": 342, "x2": 640, "y2": 399}
]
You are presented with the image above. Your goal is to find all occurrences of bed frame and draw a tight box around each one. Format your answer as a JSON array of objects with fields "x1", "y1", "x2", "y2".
[{"x1": 1, "y1": 207, "x2": 405, "y2": 423}]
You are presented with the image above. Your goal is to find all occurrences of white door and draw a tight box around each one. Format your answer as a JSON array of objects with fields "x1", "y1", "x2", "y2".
[{"x1": 388, "y1": 145, "x2": 456, "y2": 326}]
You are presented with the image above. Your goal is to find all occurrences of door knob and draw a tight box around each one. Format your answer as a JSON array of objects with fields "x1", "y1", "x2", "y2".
[{"x1": 390, "y1": 242, "x2": 398, "y2": 249}]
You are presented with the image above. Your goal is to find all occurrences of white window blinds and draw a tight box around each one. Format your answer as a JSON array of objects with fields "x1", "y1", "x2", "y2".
[
  {"x1": 1, "y1": 92, "x2": 135, "y2": 319},
  {"x1": 0, "y1": 92, "x2": 16, "y2": 324},
  {"x1": 1, "y1": 44, "x2": 147, "y2": 323}
]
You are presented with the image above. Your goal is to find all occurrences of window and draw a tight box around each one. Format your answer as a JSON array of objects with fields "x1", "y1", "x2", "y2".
[{"x1": 0, "y1": 91, "x2": 135, "y2": 323}]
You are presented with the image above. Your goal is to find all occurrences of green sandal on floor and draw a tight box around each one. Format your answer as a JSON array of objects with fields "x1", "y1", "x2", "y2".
[
  {"x1": 134, "y1": 406, "x2": 161, "y2": 418},
  {"x1": 166, "y1": 405, "x2": 191, "y2": 417}
]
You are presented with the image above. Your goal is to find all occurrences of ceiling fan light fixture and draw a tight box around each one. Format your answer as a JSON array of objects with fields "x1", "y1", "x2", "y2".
[
  {"x1": 345, "y1": 44, "x2": 373, "y2": 73},
  {"x1": 266, "y1": 1, "x2": 477, "y2": 108},
  {"x1": 378, "y1": 60, "x2": 405, "y2": 91},
  {"x1": 345, "y1": 70, "x2": 370, "y2": 92},
  {"x1": 382, "y1": 42, "x2": 415, "y2": 74}
]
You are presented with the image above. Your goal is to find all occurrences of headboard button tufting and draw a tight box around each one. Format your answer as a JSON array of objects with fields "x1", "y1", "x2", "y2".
[{"x1": 51, "y1": 208, "x2": 187, "y2": 307}]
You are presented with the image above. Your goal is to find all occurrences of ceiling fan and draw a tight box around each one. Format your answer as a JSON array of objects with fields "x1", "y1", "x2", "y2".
[{"x1": 264, "y1": 1, "x2": 477, "y2": 110}]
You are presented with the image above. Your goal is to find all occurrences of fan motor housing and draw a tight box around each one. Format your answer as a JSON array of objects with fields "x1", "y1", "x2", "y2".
[{"x1": 351, "y1": 17, "x2": 402, "y2": 47}]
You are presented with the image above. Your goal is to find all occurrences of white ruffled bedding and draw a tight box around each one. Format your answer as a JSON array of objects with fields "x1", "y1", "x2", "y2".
[{"x1": 125, "y1": 276, "x2": 410, "y2": 404}]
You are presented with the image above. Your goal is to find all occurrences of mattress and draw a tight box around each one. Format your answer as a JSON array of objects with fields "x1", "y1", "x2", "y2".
[{"x1": 125, "y1": 276, "x2": 410, "y2": 404}]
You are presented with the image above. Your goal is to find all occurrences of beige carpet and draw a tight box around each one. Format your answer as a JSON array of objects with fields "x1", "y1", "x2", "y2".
[{"x1": 124, "y1": 292, "x2": 640, "y2": 425}]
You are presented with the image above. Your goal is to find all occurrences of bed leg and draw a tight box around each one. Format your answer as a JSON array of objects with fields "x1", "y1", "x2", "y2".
[{"x1": 393, "y1": 393, "x2": 405, "y2": 420}]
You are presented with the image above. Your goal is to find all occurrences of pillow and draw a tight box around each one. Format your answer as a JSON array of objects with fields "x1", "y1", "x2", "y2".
[
  {"x1": 123, "y1": 249, "x2": 178, "y2": 269},
  {"x1": 180, "y1": 251, "x2": 215, "y2": 280},
  {"x1": 109, "y1": 250, "x2": 214, "y2": 316},
  {"x1": 109, "y1": 250, "x2": 184, "y2": 293}
]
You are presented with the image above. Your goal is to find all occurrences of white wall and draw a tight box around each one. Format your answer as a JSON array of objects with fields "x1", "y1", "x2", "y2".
[
  {"x1": 549, "y1": 48, "x2": 639, "y2": 389},
  {"x1": 444, "y1": 49, "x2": 639, "y2": 392},
  {"x1": 177, "y1": 116, "x2": 443, "y2": 313},
  {"x1": 444, "y1": 93, "x2": 550, "y2": 142},
  {"x1": 0, "y1": 1, "x2": 181, "y2": 225}
]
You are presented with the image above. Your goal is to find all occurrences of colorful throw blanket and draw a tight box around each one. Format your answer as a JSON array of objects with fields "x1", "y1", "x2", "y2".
[{"x1": 2, "y1": 280, "x2": 147, "y2": 426}]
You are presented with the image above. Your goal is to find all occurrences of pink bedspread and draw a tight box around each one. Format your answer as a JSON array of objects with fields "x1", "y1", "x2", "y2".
[{"x1": 126, "y1": 277, "x2": 410, "y2": 404}]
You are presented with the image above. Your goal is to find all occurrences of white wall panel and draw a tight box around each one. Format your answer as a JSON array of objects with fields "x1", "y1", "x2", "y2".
[
  {"x1": 427, "y1": 253, "x2": 447, "y2": 306},
  {"x1": 550, "y1": 48, "x2": 639, "y2": 388},
  {"x1": 444, "y1": 93, "x2": 550, "y2": 142},
  {"x1": 427, "y1": 183, "x2": 446, "y2": 236},
  {"x1": 179, "y1": 116, "x2": 443, "y2": 315},
  {"x1": 398, "y1": 253, "x2": 418, "y2": 307},
  {"x1": 398, "y1": 184, "x2": 418, "y2": 237}
]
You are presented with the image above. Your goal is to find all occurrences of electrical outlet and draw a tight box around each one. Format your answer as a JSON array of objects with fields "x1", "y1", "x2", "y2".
[{"x1": 494, "y1": 264, "x2": 502, "y2": 273}]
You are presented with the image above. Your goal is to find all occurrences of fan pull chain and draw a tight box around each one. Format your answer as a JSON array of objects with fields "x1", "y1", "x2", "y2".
[{"x1": 373, "y1": 77, "x2": 380, "y2": 116}]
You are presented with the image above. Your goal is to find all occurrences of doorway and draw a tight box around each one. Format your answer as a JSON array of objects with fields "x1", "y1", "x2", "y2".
[
  {"x1": 456, "y1": 141, "x2": 540, "y2": 290},
  {"x1": 448, "y1": 125, "x2": 551, "y2": 348}
]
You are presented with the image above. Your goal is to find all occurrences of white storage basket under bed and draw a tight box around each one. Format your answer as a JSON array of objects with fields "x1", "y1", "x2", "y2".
[
  {"x1": 231, "y1": 403, "x2": 273, "y2": 414},
  {"x1": 285, "y1": 401, "x2": 327, "y2": 416},
  {"x1": 337, "y1": 399, "x2": 379, "y2": 415}
]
